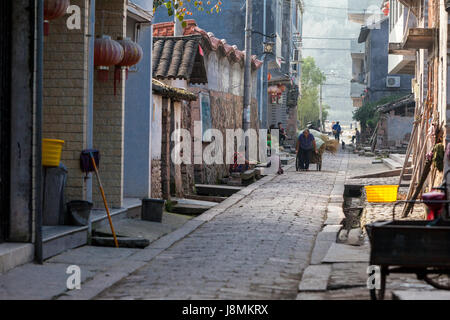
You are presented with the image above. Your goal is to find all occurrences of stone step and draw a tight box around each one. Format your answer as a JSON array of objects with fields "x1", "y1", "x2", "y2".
[
  {"x1": 41, "y1": 198, "x2": 143, "y2": 260},
  {"x1": 298, "y1": 265, "x2": 332, "y2": 292},
  {"x1": 170, "y1": 198, "x2": 216, "y2": 216},
  {"x1": 241, "y1": 169, "x2": 256, "y2": 181},
  {"x1": 170, "y1": 204, "x2": 212, "y2": 216},
  {"x1": 322, "y1": 242, "x2": 370, "y2": 263},
  {"x1": 42, "y1": 225, "x2": 88, "y2": 260},
  {"x1": 94, "y1": 214, "x2": 191, "y2": 243},
  {"x1": 185, "y1": 195, "x2": 227, "y2": 203},
  {"x1": 91, "y1": 198, "x2": 142, "y2": 230},
  {"x1": 382, "y1": 157, "x2": 403, "y2": 170},
  {"x1": 389, "y1": 153, "x2": 411, "y2": 166},
  {"x1": 280, "y1": 156, "x2": 295, "y2": 165},
  {"x1": 350, "y1": 167, "x2": 411, "y2": 179},
  {"x1": 195, "y1": 184, "x2": 243, "y2": 197},
  {"x1": 0, "y1": 243, "x2": 34, "y2": 274},
  {"x1": 392, "y1": 290, "x2": 450, "y2": 300}
]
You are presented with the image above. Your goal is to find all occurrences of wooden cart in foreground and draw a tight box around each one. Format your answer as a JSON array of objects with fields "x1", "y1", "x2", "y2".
[{"x1": 365, "y1": 200, "x2": 450, "y2": 300}]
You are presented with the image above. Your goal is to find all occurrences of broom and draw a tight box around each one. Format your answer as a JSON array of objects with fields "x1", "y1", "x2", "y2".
[{"x1": 89, "y1": 152, "x2": 119, "y2": 248}]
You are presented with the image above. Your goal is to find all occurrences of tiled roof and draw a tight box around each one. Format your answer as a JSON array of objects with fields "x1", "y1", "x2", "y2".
[
  {"x1": 152, "y1": 78, "x2": 197, "y2": 101},
  {"x1": 377, "y1": 94, "x2": 415, "y2": 113},
  {"x1": 152, "y1": 35, "x2": 208, "y2": 84},
  {"x1": 153, "y1": 20, "x2": 262, "y2": 70}
]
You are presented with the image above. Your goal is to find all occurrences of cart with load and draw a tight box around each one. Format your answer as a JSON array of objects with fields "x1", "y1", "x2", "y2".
[
  {"x1": 295, "y1": 129, "x2": 338, "y2": 172},
  {"x1": 296, "y1": 150, "x2": 322, "y2": 171},
  {"x1": 365, "y1": 171, "x2": 450, "y2": 300}
]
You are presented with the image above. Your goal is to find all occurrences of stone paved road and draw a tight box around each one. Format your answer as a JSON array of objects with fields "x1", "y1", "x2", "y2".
[{"x1": 96, "y1": 153, "x2": 345, "y2": 300}]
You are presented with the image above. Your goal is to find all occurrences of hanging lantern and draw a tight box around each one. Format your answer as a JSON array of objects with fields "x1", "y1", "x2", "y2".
[
  {"x1": 113, "y1": 37, "x2": 143, "y2": 94},
  {"x1": 44, "y1": 0, "x2": 70, "y2": 36},
  {"x1": 94, "y1": 35, "x2": 124, "y2": 82},
  {"x1": 278, "y1": 84, "x2": 286, "y2": 92},
  {"x1": 268, "y1": 85, "x2": 278, "y2": 95},
  {"x1": 115, "y1": 37, "x2": 143, "y2": 78},
  {"x1": 381, "y1": 1, "x2": 390, "y2": 16},
  {"x1": 268, "y1": 85, "x2": 282, "y2": 104}
]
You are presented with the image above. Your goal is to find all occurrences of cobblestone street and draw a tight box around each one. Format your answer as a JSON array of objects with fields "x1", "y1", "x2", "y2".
[{"x1": 96, "y1": 153, "x2": 345, "y2": 299}]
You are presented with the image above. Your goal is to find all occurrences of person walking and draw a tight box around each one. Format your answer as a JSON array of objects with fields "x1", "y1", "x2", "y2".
[
  {"x1": 332, "y1": 121, "x2": 342, "y2": 141},
  {"x1": 278, "y1": 122, "x2": 287, "y2": 145},
  {"x1": 352, "y1": 128, "x2": 360, "y2": 145},
  {"x1": 296, "y1": 129, "x2": 318, "y2": 171}
]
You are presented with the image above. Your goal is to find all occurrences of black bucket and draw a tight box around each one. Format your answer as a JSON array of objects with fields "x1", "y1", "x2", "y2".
[
  {"x1": 142, "y1": 198, "x2": 165, "y2": 223},
  {"x1": 67, "y1": 200, "x2": 93, "y2": 226}
]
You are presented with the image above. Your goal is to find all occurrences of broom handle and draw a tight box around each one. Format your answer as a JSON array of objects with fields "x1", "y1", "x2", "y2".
[{"x1": 90, "y1": 153, "x2": 119, "y2": 248}]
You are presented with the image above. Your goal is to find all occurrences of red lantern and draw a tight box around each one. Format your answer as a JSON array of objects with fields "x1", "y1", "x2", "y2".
[
  {"x1": 116, "y1": 38, "x2": 143, "y2": 77},
  {"x1": 382, "y1": 2, "x2": 390, "y2": 16},
  {"x1": 268, "y1": 85, "x2": 278, "y2": 95},
  {"x1": 278, "y1": 84, "x2": 286, "y2": 92},
  {"x1": 94, "y1": 35, "x2": 124, "y2": 82},
  {"x1": 113, "y1": 38, "x2": 143, "y2": 95},
  {"x1": 44, "y1": 0, "x2": 70, "y2": 36}
]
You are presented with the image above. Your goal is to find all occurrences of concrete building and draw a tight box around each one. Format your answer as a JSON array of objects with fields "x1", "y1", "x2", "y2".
[
  {"x1": 0, "y1": 0, "x2": 36, "y2": 272},
  {"x1": 386, "y1": 0, "x2": 450, "y2": 199},
  {"x1": 375, "y1": 94, "x2": 415, "y2": 148},
  {"x1": 350, "y1": 40, "x2": 366, "y2": 108},
  {"x1": 348, "y1": 0, "x2": 413, "y2": 107},
  {"x1": 1, "y1": 0, "x2": 157, "y2": 272},
  {"x1": 153, "y1": 0, "x2": 303, "y2": 145},
  {"x1": 358, "y1": 18, "x2": 413, "y2": 103}
]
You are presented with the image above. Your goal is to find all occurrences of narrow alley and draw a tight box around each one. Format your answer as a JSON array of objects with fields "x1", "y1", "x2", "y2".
[
  {"x1": 96, "y1": 154, "x2": 345, "y2": 300},
  {"x1": 4, "y1": 0, "x2": 450, "y2": 307}
]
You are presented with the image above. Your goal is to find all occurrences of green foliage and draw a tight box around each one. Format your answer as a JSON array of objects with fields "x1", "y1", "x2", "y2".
[
  {"x1": 433, "y1": 143, "x2": 444, "y2": 172},
  {"x1": 297, "y1": 57, "x2": 327, "y2": 128},
  {"x1": 352, "y1": 94, "x2": 407, "y2": 131},
  {"x1": 165, "y1": 199, "x2": 174, "y2": 212},
  {"x1": 154, "y1": 0, "x2": 223, "y2": 27},
  {"x1": 301, "y1": 57, "x2": 326, "y2": 89}
]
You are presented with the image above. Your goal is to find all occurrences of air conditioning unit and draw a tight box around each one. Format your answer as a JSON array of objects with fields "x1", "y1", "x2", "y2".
[{"x1": 386, "y1": 76, "x2": 401, "y2": 88}]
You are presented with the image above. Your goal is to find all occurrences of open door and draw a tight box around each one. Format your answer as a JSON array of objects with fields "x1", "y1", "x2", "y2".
[{"x1": 0, "y1": 0, "x2": 12, "y2": 243}]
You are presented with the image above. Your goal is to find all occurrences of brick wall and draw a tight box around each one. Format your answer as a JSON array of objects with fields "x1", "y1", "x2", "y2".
[
  {"x1": 187, "y1": 88, "x2": 259, "y2": 185},
  {"x1": 181, "y1": 100, "x2": 195, "y2": 195},
  {"x1": 151, "y1": 159, "x2": 162, "y2": 199},
  {"x1": 161, "y1": 98, "x2": 171, "y2": 199},
  {"x1": 43, "y1": 0, "x2": 89, "y2": 203},
  {"x1": 92, "y1": 0, "x2": 127, "y2": 208}
]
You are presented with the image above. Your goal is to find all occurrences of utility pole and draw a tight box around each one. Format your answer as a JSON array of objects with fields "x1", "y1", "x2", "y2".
[
  {"x1": 243, "y1": 0, "x2": 252, "y2": 158},
  {"x1": 174, "y1": 15, "x2": 183, "y2": 36},
  {"x1": 319, "y1": 83, "x2": 323, "y2": 132}
]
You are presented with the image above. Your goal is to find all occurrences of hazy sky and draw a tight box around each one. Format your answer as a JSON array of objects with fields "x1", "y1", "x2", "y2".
[{"x1": 302, "y1": 0, "x2": 364, "y2": 123}]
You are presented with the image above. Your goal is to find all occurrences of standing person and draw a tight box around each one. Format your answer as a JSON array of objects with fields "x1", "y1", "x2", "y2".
[
  {"x1": 332, "y1": 121, "x2": 342, "y2": 141},
  {"x1": 278, "y1": 122, "x2": 287, "y2": 145},
  {"x1": 352, "y1": 128, "x2": 360, "y2": 145},
  {"x1": 296, "y1": 129, "x2": 318, "y2": 171}
]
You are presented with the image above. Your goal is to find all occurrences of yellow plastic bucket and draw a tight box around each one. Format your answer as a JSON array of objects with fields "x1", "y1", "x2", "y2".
[
  {"x1": 42, "y1": 139, "x2": 64, "y2": 167},
  {"x1": 364, "y1": 185, "x2": 399, "y2": 203}
]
